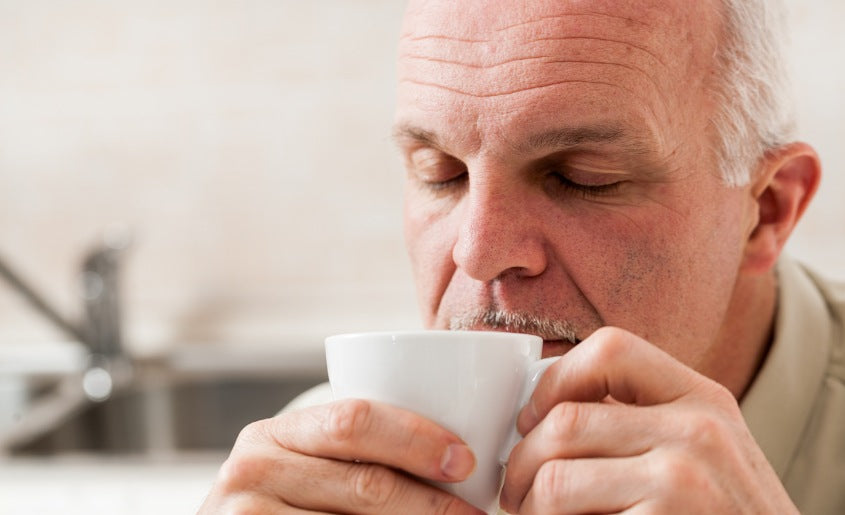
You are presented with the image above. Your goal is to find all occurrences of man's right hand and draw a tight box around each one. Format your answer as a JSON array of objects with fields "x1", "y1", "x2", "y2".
[{"x1": 198, "y1": 399, "x2": 485, "y2": 514}]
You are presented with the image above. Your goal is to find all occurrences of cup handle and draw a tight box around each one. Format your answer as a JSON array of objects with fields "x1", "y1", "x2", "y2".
[{"x1": 499, "y1": 357, "x2": 558, "y2": 464}]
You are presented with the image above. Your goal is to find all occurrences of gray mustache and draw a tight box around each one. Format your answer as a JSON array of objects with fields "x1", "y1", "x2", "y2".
[{"x1": 449, "y1": 309, "x2": 580, "y2": 344}]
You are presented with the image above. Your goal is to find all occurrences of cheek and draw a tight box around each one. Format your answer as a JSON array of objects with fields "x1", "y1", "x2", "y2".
[
  {"x1": 558, "y1": 199, "x2": 745, "y2": 356},
  {"x1": 403, "y1": 191, "x2": 459, "y2": 324},
  {"x1": 555, "y1": 211, "x2": 670, "y2": 319}
]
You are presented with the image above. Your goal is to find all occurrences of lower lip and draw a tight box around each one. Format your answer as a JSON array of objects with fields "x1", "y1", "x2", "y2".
[{"x1": 542, "y1": 340, "x2": 575, "y2": 357}]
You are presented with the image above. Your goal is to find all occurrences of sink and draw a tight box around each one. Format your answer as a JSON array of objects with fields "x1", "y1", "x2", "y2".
[
  {"x1": 13, "y1": 375, "x2": 324, "y2": 455},
  {"x1": 5, "y1": 344, "x2": 328, "y2": 455}
]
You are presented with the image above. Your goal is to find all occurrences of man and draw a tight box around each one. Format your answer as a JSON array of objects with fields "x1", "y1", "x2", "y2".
[{"x1": 201, "y1": 0, "x2": 844, "y2": 513}]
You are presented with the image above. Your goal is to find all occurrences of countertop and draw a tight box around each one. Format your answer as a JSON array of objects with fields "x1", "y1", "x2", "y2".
[{"x1": 0, "y1": 453, "x2": 225, "y2": 514}]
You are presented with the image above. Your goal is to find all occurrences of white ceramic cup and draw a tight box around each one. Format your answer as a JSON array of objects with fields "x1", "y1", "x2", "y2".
[{"x1": 324, "y1": 330, "x2": 557, "y2": 514}]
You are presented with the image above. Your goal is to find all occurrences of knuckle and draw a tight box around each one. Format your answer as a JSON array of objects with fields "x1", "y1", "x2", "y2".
[
  {"x1": 589, "y1": 327, "x2": 633, "y2": 362},
  {"x1": 396, "y1": 410, "x2": 436, "y2": 455},
  {"x1": 686, "y1": 411, "x2": 729, "y2": 452},
  {"x1": 348, "y1": 464, "x2": 399, "y2": 509},
  {"x1": 707, "y1": 382, "x2": 742, "y2": 414},
  {"x1": 234, "y1": 419, "x2": 271, "y2": 446},
  {"x1": 325, "y1": 399, "x2": 372, "y2": 443},
  {"x1": 546, "y1": 402, "x2": 586, "y2": 441},
  {"x1": 654, "y1": 451, "x2": 709, "y2": 493},
  {"x1": 216, "y1": 453, "x2": 273, "y2": 494},
  {"x1": 220, "y1": 495, "x2": 270, "y2": 515},
  {"x1": 430, "y1": 493, "x2": 471, "y2": 515},
  {"x1": 533, "y1": 460, "x2": 569, "y2": 506}
]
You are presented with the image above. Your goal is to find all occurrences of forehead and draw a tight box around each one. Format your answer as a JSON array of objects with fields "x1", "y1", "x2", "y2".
[{"x1": 396, "y1": 0, "x2": 721, "y2": 156}]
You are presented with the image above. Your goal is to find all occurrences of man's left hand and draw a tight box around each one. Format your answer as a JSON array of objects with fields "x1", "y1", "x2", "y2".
[{"x1": 500, "y1": 327, "x2": 797, "y2": 514}]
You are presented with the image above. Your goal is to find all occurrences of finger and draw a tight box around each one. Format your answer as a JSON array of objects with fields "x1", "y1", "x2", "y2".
[
  {"x1": 502, "y1": 402, "x2": 661, "y2": 510},
  {"x1": 212, "y1": 440, "x2": 483, "y2": 515},
  {"x1": 202, "y1": 491, "x2": 333, "y2": 515},
  {"x1": 279, "y1": 454, "x2": 484, "y2": 515},
  {"x1": 513, "y1": 457, "x2": 649, "y2": 515},
  {"x1": 518, "y1": 327, "x2": 709, "y2": 433},
  {"x1": 268, "y1": 399, "x2": 477, "y2": 482}
]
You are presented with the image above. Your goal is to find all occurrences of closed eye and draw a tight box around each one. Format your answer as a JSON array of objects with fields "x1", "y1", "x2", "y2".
[
  {"x1": 547, "y1": 172, "x2": 623, "y2": 199},
  {"x1": 406, "y1": 147, "x2": 468, "y2": 193},
  {"x1": 423, "y1": 172, "x2": 468, "y2": 191}
]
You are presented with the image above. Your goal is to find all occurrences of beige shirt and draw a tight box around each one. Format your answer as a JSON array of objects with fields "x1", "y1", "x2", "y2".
[
  {"x1": 284, "y1": 257, "x2": 845, "y2": 514},
  {"x1": 740, "y1": 257, "x2": 845, "y2": 514}
]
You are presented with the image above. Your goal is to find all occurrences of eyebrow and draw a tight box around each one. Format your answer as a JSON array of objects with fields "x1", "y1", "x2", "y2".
[
  {"x1": 522, "y1": 125, "x2": 623, "y2": 150},
  {"x1": 393, "y1": 122, "x2": 653, "y2": 155},
  {"x1": 392, "y1": 124, "x2": 444, "y2": 150},
  {"x1": 518, "y1": 125, "x2": 655, "y2": 158}
]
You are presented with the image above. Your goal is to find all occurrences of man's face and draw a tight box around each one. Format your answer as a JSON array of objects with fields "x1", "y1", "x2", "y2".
[{"x1": 394, "y1": 0, "x2": 758, "y2": 370}]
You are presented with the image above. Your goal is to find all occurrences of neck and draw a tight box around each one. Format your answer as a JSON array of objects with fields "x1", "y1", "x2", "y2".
[{"x1": 701, "y1": 270, "x2": 779, "y2": 400}]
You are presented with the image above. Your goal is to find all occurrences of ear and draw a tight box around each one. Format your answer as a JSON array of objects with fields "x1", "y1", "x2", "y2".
[{"x1": 740, "y1": 142, "x2": 821, "y2": 275}]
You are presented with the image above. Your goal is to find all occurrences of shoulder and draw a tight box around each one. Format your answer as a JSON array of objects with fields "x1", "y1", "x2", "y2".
[
  {"x1": 797, "y1": 261, "x2": 845, "y2": 376},
  {"x1": 777, "y1": 259, "x2": 845, "y2": 513}
]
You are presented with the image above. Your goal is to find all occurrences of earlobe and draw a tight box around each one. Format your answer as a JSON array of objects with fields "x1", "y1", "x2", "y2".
[{"x1": 740, "y1": 142, "x2": 821, "y2": 275}]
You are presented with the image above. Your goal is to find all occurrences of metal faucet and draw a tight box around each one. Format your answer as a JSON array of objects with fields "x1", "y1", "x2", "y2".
[
  {"x1": 0, "y1": 225, "x2": 132, "y2": 452},
  {"x1": 81, "y1": 235, "x2": 127, "y2": 361},
  {"x1": 78, "y1": 225, "x2": 133, "y2": 400},
  {"x1": 0, "y1": 226, "x2": 130, "y2": 363}
]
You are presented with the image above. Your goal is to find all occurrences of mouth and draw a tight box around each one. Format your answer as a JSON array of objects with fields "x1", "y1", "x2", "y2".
[
  {"x1": 542, "y1": 339, "x2": 579, "y2": 358},
  {"x1": 454, "y1": 325, "x2": 580, "y2": 357},
  {"x1": 448, "y1": 309, "x2": 581, "y2": 356}
]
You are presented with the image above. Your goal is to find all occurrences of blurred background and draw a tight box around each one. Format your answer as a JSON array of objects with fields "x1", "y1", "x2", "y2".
[{"x1": 0, "y1": 0, "x2": 843, "y2": 513}]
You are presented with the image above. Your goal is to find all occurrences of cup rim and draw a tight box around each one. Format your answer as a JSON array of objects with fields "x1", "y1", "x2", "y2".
[{"x1": 325, "y1": 329, "x2": 542, "y2": 344}]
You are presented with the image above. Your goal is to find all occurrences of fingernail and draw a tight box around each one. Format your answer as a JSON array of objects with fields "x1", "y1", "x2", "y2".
[{"x1": 441, "y1": 443, "x2": 475, "y2": 480}]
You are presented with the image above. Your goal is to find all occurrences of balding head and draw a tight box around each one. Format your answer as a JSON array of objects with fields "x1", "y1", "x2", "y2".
[{"x1": 397, "y1": 0, "x2": 794, "y2": 186}]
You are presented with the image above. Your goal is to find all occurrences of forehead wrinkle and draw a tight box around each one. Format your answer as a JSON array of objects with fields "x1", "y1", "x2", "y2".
[
  {"x1": 397, "y1": 1, "x2": 702, "y2": 166},
  {"x1": 400, "y1": 33, "x2": 489, "y2": 44},
  {"x1": 533, "y1": 35, "x2": 666, "y2": 69},
  {"x1": 399, "y1": 24, "x2": 672, "y2": 121},
  {"x1": 400, "y1": 25, "x2": 668, "y2": 72},
  {"x1": 400, "y1": 52, "x2": 548, "y2": 70},
  {"x1": 398, "y1": 77, "x2": 642, "y2": 104},
  {"x1": 493, "y1": 16, "x2": 667, "y2": 71},
  {"x1": 543, "y1": 57, "x2": 664, "y2": 99},
  {"x1": 400, "y1": 4, "x2": 672, "y2": 68},
  {"x1": 401, "y1": 49, "x2": 665, "y2": 103},
  {"x1": 400, "y1": 49, "x2": 662, "y2": 89},
  {"x1": 400, "y1": 10, "x2": 652, "y2": 44},
  {"x1": 398, "y1": 74, "x2": 665, "y2": 163},
  {"x1": 495, "y1": 11, "x2": 651, "y2": 33}
]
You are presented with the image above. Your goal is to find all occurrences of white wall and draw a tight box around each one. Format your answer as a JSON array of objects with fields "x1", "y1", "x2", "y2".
[
  {"x1": 782, "y1": 0, "x2": 845, "y2": 278},
  {"x1": 0, "y1": 1, "x2": 842, "y2": 353}
]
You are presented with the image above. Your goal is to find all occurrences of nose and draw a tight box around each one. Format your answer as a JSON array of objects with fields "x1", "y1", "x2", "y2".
[{"x1": 452, "y1": 177, "x2": 548, "y2": 282}]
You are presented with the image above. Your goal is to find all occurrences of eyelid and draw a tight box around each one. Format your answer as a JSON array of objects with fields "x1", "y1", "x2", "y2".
[
  {"x1": 410, "y1": 147, "x2": 449, "y2": 170},
  {"x1": 545, "y1": 167, "x2": 626, "y2": 200},
  {"x1": 552, "y1": 175, "x2": 623, "y2": 198},
  {"x1": 406, "y1": 147, "x2": 467, "y2": 193},
  {"x1": 557, "y1": 166, "x2": 625, "y2": 187},
  {"x1": 565, "y1": 160, "x2": 628, "y2": 175}
]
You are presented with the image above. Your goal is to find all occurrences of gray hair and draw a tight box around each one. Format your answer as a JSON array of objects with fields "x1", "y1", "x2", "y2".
[
  {"x1": 449, "y1": 308, "x2": 580, "y2": 343},
  {"x1": 710, "y1": 0, "x2": 796, "y2": 187}
]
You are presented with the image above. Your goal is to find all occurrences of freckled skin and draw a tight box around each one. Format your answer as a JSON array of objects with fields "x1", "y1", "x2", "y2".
[{"x1": 396, "y1": 0, "x2": 767, "y2": 393}]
